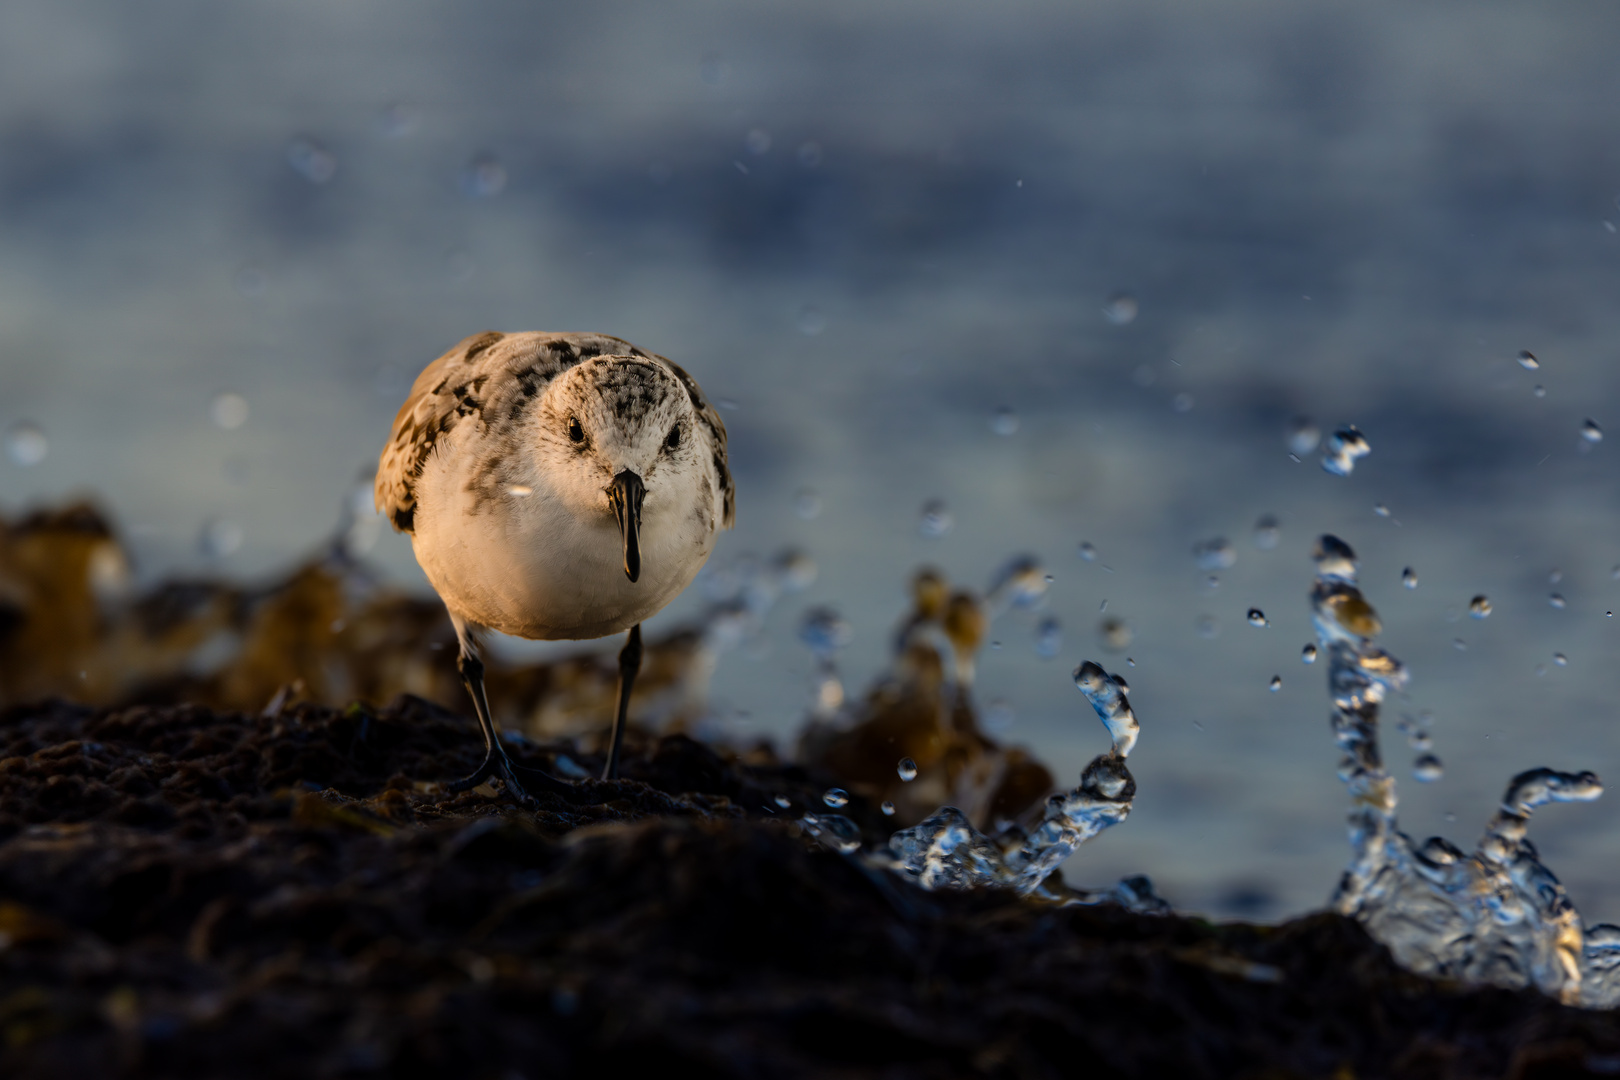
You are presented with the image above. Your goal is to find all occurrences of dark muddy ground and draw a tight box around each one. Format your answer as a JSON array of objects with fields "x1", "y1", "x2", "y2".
[{"x1": 1, "y1": 696, "x2": 1618, "y2": 1079}]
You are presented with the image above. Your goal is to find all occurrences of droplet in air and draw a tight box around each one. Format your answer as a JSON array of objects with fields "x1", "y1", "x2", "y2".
[
  {"x1": 1194, "y1": 614, "x2": 1220, "y2": 639},
  {"x1": 1252, "y1": 515, "x2": 1280, "y2": 550},
  {"x1": 897, "y1": 758, "x2": 919, "y2": 782},
  {"x1": 1549, "y1": 594, "x2": 1567, "y2": 609},
  {"x1": 1373, "y1": 503, "x2": 1391, "y2": 518},
  {"x1": 793, "y1": 488, "x2": 822, "y2": 520},
  {"x1": 1549, "y1": 568, "x2": 1563, "y2": 584},
  {"x1": 983, "y1": 699, "x2": 1014, "y2": 733},
  {"x1": 199, "y1": 517, "x2": 244, "y2": 558},
  {"x1": 1402, "y1": 567, "x2": 1418, "y2": 590},
  {"x1": 1078, "y1": 541, "x2": 1098, "y2": 562},
  {"x1": 1412, "y1": 755, "x2": 1445, "y2": 782},
  {"x1": 1582, "y1": 419, "x2": 1603, "y2": 444},
  {"x1": 1103, "y1": 293, "x2": 1138, "y2": 325},
  {"x1": 796, "y1": 142, "x2": 823, "y2": 167},
  {"x1": 773, "y1": 794, "x2": 791, "y2": 809},
  {"x1": 1554, "y1": 653, "x2": 1569, "y2": 667},
  {"x1": 990, "y1": 407, "x2": 1020, "y2": 436},
  {"x1": 798, "y1": 607, "x2": 852, "y2": 658},
  {"x1": 744, "y1": 128, "x2": 772, "y2": 155},
  {"x1": 210, "y1": 392, "x2": 249, "y2": 430},
  {"x1": 1035, "y1": 616, "x2": 1063, "y2": 659},
  {"x1": 286, "y1": 136, "x2": 337, "y2": 184},
  {"x1": 1453, "y1": 638, "x2": 1467, "y2": 651},
  {"x1": 375, "y1": 103, "x2": 417, "y2": 139},
  {"x1": 1468, "y1": 595, "x2": 1492, "y2": 619},
  {"x1": 459, "y1": 153, "x2": 507, "y2": 198},
  {"x1": 1192, "y1": 537, "x2": 1236, "y2": 571},
  {"x1": 919, "y1": 499, "x2": 953, "y2": 538},
  {"x1": 6, "y1": 422, "x2": 47, "y2": 466},
  {"x1": 880, "y1": 801, "x2": 896, "y2": 816},
  {"x1": 1171, "y1": 392, "x2": 1194, "y2": 413},
  {"x1": 1247, "y1": 608, "x2": 1268, "y2": 628},
  {"x1": 797, "y1": 306, "x2": 826, "y2": 336},
  {"x1": 822, "y1": 788, "x2": 850, "y2": 809},
  {"x1": 1533, "y1": 385, "x2": 1546, "y2": 398},
  {"x1": 1098, "y1": 616, "x2": 1132, "y2": 651},
  {"x1": 1517, "y1": 350, "x2": 1540, "y2": 371},
  {"x1": 1302, "y1": 643, "x2": 1318, "y2": 664},
  {"x1": 1321, "y1": 425, "x2": 1371, "y2": 477},
  {"x1": 1268, "y1": 675, "x2": 1282, "y2": 692},
  {"x1": 1288, "y1": 418, "x2": 1322, "y2": 457}
]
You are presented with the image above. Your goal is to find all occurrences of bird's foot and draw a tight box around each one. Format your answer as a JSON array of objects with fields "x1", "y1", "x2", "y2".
[{"x1": 446, "y1": 749, "x2": 574, "y2": 802}]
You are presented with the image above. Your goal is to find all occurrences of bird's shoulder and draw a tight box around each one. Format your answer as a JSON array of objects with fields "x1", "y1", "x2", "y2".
[{"x1": 374, "y1": 330, "x2": 649, "y2": 533}]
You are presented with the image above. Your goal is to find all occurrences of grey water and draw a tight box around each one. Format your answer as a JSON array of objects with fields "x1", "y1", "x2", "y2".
[{"x1": 5, "y1": 0, "x2": 1620, "y2": 923}]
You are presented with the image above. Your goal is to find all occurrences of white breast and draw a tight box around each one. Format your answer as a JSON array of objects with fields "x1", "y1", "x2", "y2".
[{"x1": 409, "y1": 429, "x2": 719, "y2": 641}]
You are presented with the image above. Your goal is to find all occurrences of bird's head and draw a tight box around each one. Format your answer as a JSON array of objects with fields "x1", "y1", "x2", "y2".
[{"x1": 537, "y1": 356, "x2": 701, "y2": 583}]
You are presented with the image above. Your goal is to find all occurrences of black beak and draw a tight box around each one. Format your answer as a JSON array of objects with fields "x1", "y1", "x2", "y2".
[{"x1": 607, "y1": 470, "x2": 646, "y2": 583}]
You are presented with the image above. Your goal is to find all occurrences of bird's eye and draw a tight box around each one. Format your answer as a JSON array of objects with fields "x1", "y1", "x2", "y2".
[
  {"x1": 664, "y1": 425, "x2": 681, "y2": 452},
  {"x1": 567, "y1": 416, "x2": 585, "y2": 444}
]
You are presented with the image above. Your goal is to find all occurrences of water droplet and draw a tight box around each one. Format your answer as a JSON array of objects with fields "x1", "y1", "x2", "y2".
[
  {"x1": 1533, "y1": 385, "x2": 1546, "y2": 398},
  {"x1": 1373, "y1": 503, "x2": 1391, "y2": 518},
  {"x1": 375, "y1": 102, "x2": 417, "y2": 139},
  {"x1": 798, "y1": 607, "x2": 852, "y2": 658},
  {"x1": 793, "y1": 488, "x2": 822, "y2": 520},
  {"x1": 209, "y1": 392, "x2": 249, "y2": 430},
  {"x1": 1302, "y1": 643, "x2": 1318, "y2": 664},
  {"x1": 796, "y1": 141, "x2": 823, "y2": 167},
  {"x1": 1247, "y1": 608, "x2": 1268, "y2": 628},
  {"x1": 822, "y1": 788, "x2": 849, "y2": 809},
  {"x1": 744, "y1": 128, "x2": 771, "y2": 155},
  {"x1": 6, "y1": 422, "x2": 47, "y2": 466},
  {"x1": 773, "y1": 794, "x2": 792, "y2": 809},
  {"x1": 919, "y1": 499, "x2": 953, "y2": 538},
  {"x1": 1549, "y1": 593, "x2": 1567, "y2": 609},
  {"x1": 1468, "y1": 595, "x2": 1492, "y2": 619},
  {"x1": 199, "y1": 517, "x2": 244, "y2": 558},
  {"x1": 1412, "y1": 754, "x2": 1444, "y2": 782},
  {"x1": 1554, "y1": 652, "x2": 1569, "y2": 667},
  {"x1": 983, "y1": 699, "x2": 1014, "y2": 733},
  {"x1": 1035, "y1": 616, "x2": 1063, "y2": 659},
  {"x1": 897, "y1": 758, "x2": 919, "y2": 782},
  {"x1": 505, "y1": 484, "x2": 533, "y2": 497},
  {"x1": 1582, "y1": 419, "x2": 1603, "y2": 444},
  {"x1": 1253, "y1": 514, "x2": 1280, "y2": 550},
  {"x1": 459, "y1": 153, "x2": 507, "y2": 198},
  {"x1": 1192, "y1": 537, "x2": 1236, "y2": 571},
  {"x1": 990, "y1": 406, "x2": 1019, "y2": 436},
  {"x1": 1098, "y1": 616, "x2": 1132, "y2": 651},
  {"x1": 880, "y1": 800, "x2": 896, "y2": 816},
  {"x1": 1194, "y1": 614, "x2": 1220, "y2": 639},
  {"x1": 1453, "y1": 638, "x2": 1467, "y2": 651},
  {"x1": 1171, "y1": 392, "x2": 1194, "y2": 413},
  {"x1": 1288, "y1": 417, "x2": 1322, "y2": 456},
  {"x1": 1102, "y1": 293, "x2": 1138, "y2": 325},
  {"x1": 1612, "y1": 564, "x2": 1620, "y2": 581},
  {"x1": 1269, "y1": 675, "x2": 1282, "y2": 692},
  {"x1": 1078, "y1": 541, "x2": 1098, "y2": 562},
  {"x1": 797, "y1": 306, "x2": 826, "y2": 336},
  {"x1": 286, "y1": 136, "x2": 337, "y2": 184},
  {"x1": 1073, "y1": 660, "x2": 1140, "y2": 757},
  {"x1": 1321, "y1": 425, "x2": 1371, "y2": 477},
  {"x1": 1517, "y1": 349, "x2": 1540, "y2": 371},
  {"x1": 1402, "y1": 567, "x2": 1418, "y2": 590},
  {"x1": 1549, "y1": 568, "x2": 1563, "y2": 584}
]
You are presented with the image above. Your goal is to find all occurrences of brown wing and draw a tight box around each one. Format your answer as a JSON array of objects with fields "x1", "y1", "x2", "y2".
[{"x1": 373, "y1": 331, "x2": 648, "y2": 533}]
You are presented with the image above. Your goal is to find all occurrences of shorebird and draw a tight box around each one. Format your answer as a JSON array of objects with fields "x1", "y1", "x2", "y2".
[{"x1": 375, "y1": 331, "x2": 734, "y2": 797}]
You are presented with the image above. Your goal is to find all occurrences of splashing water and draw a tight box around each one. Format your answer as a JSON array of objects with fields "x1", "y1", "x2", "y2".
[
  {"x1": 1321, "y1": 426, "x2": 1371, "y2": 477},
  {"x1": 1308, "y1": 533, "x2": 1617, "y2": 1007},
  {"x1": 1517, "y1": 349, "x2": 1540, "y2": 371},
  {"x1": 885, "y1": 661, "x2": 1158, "y2": 909},
  {"x1": 1192, "y1": 537, "x2": 1236, "y2": 571}
]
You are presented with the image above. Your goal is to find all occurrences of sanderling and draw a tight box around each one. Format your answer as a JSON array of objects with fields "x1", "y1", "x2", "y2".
[{"x1": 376, "y1": 331, "x2": 734, "y2": 796}]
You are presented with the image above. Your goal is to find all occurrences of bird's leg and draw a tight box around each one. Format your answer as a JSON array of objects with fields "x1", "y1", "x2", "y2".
[
  {"x1": 603, "y1": 623, "x2": 642, "y2": 781},
  {"x1": 446, "y1": 640, "x2": 571, "y2": 799}
]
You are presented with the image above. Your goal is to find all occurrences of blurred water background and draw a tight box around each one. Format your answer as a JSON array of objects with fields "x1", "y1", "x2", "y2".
[{"x1": 4, "y1": 0, "x2": 1620, "y2": 921}]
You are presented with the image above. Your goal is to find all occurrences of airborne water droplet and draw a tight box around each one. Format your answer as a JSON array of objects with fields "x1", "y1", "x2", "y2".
[
  {"x1": 286, "y1": 136, "x2": 337, "y2": 184},
  {"x1": 1554, "y1": 652, "x2": 1568, "y2": 667},
  {"x1": 793, "y1": 488, "x2": 822, "y2": 520},
  {"x1": 1288, "y1": 418, "x2": 1321, "y2": 456},
  {"x1": 6, "y1": 422, "x2": 47, "y2": 466},
  {"x1": 822, "y1": 788, "x2": 849, "y2": 808},
  {"x1": 1549, "y1": 593, "x2": 1566, "y2": 609},
  {"x1": 1247, "y1": 608, "x2": 1268, "y2": 628},
  {"x1": 1192, "y1": 537, "x2": 1236, "y2": 570},
  {"x1": 1321, "y1": 425, "x2": 1371, "y2": 477},
  {"x1": 210, "y1": 392, "x2": 249, "y2": 430},
  {"x1": 990, "y1": 407, "x2": 1020, "y2": 436},
  {"x1": 1468, "y1": 595, "x2": 1492, "y2": 619},
  {"x1": 1402, "y1": 567, "x2": 1418, "y2": 590},
  {"x1": 1252, "y1": 514, "x2": 1280, "y2": 550},
  {"x1": 459, "y1": 152, "x2": 507, "y2": 198},
  {"x1": 1412, "y1": 754, "x2": 1445, "y2": 782},
  {"x1": 1517, "y1": 349, "x2": 1540, "y2": 371},
  {"x1": 1103, "y1": 293, "x2": 1139, "y2": 325},
  {"x1": 797, "y1": 306, "x2": 826, "y2": 336},
  {"x1": 1302, "y1": 643, "x2": 1318, "y2": 664},
  {"x1": 897, "y1": 758, "x2": 918, "y2": 782},
  {"x1": 199, "y1": 517, "x2": 244, "y2": 558},
  {"x1": 919, "y1": 499, "x2": 953, "y2": 538},
  {"x1": 773, "y1": 795, "x2": 792, "y2": 809},
  {"x1": 1035, "y1": 616, "x2": 1062, "y2": 659},
  {"x1": 880, "y1": 801, "x2": 896, "y2": 816},
  {"x1": 1269, "y1": 675, "x2": 1282, "y2": 692},
  {"x1": 1078, "y1": 541, "x2": 1098, "y2": 562},
  {"x1": 1194, "y1": 614, "x2": 1219, "y2": 639},
  {"x1": 1582, "y1": 419, "x2": 1603, "y2": 444},
  {"x1": 1098, "y1": 616, "x2": 1132, "y2": 651},
  {"x1": 1533, "y1": 385, "x2": 1546, "y2": 398}
]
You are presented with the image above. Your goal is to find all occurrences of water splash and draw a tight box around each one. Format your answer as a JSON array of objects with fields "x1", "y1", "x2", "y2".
[
  {"x1": 886, "y1": 660, "x2": 1157, "y2": 909},
  {"x1": 1321, "y1": 426, "x2": 1371, "y2": 476},
  {"x1": 1309, "y1": 533, "x2": 1616, "y2": 1007}
]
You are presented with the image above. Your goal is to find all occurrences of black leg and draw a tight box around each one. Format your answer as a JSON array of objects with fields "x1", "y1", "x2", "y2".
[
  {"x1": 603, "y1": 623, "x2": 642, "y2": 781},
  {"x1": 447, "y1": 651, "x2": 572, "y2": 799}
]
